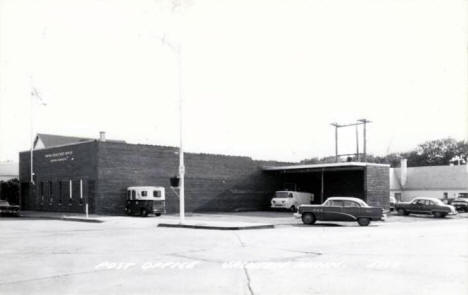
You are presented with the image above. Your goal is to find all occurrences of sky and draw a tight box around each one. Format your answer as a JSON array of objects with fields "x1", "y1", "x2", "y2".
[{"x1": 0, "y1": 0, "x2": 467, "y2": 163}]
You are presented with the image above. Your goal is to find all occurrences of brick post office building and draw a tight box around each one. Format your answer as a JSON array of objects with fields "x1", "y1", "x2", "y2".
[{"x1": 19, "y1": 133, "x2": 390, "y2": 215}]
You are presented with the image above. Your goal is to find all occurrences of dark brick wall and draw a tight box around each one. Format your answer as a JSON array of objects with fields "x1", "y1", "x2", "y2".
[
  {"x1": 365, "y1": 165, "x2": 390, "y2": 209},
  {"x1": 19, "y1": 140, "x2": 390, "y2": 215},
  {"x1": 95, "y1": 142, "x2": 284, "y2": 215},
  {"x1": 19, "y1": 142, "x2": 98, "y2": 213}
]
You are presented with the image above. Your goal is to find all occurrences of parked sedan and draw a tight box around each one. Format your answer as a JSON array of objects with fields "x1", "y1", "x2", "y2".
[
  {"x1": 395, "y1": 197, "x2": 457, "y2": 218},
  {"x1": 451, "y1": 198, "x2": 468, "y2": 212},
  {"x1": 296, "y1": 197, "x2": 385, "y2": 226},
  {"x1": 0, "y1": 200, "x2": 20, "y2": 216}
]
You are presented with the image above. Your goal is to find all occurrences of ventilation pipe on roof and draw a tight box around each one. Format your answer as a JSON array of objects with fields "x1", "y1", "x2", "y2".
[
  {"x1": 99, "y1": 131, "x2": 106, "y2": 142},
  {"x1": 400, "y1": 158, "x2": 407, "y2": 187}
]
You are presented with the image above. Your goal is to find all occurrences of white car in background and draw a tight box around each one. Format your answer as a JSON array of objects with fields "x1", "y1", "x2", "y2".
[{"x1": 271, "y1": 191, "x2": 314, "y2": 212}]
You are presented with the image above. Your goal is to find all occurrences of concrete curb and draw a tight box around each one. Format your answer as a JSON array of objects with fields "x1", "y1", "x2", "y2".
[
  {"x1": 61, "y1": 217, "x2": 104, "y2": 223},
  {"x1": 20, "y1": 215, "x2": 104, "y2": 223},
  {"x1": 157, "y1": 223, "x2": 274, "y2": 230}
]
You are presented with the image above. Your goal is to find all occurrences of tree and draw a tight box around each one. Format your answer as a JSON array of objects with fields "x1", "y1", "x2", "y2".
[
  {"x1": 409, "y1": 138, "x2": 463, "y2": 166},
  {"x1": 299, "y1": 138, "x2": 467, "y2": 167},
  {"x1": 452, "y1": 140, "x2": 468, "y2": 164}
]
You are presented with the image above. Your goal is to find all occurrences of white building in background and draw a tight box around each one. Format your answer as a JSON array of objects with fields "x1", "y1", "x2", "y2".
[{"x1": 390, "y1": 159, "x2": 468, "y2": 202}]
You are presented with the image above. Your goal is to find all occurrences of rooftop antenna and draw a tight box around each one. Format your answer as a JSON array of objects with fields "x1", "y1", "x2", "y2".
[{"x1": 330, "y1": 119, "x2": 372, "y2": 162}]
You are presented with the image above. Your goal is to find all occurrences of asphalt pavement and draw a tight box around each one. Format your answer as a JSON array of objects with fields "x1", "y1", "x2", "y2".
[{"x1": 1, "y1": 212, "x2": 467, "y2": 295}]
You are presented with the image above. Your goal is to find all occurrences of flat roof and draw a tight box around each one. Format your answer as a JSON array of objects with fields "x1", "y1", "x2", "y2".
[{"x1": 263, "y1": 162, "x2": 390, "y2": 171}]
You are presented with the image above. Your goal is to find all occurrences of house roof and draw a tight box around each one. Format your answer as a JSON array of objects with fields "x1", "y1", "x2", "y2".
[
  {"x1": 391, "y1": 165, "x2": 468, "y2": 191},
  {"x1": 35, "y1": 134, "x2": 93, "y2": 148},
  {"x1": 34, "y1": 133, "x2": 125, "y2": 149},
  {"x1": 263, "y1": 162, "x2": 389, "y2": 172}
]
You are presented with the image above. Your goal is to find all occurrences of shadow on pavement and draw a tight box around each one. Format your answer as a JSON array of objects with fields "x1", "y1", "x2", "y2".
[{"x1": 292, "y1": 223, "x2": 344, "y2": 227}]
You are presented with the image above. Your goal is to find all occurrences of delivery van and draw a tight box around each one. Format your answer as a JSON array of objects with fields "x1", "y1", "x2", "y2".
[
  {"x1": 270, "y1": 190, "x2": 314, "y2": 212},
  {"x1": 125, "y1": 186, "x2": 166, "y2": 217}
]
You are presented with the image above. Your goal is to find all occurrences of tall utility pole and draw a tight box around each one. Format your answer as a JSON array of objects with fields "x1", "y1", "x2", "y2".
[
  {"x1": 158, "y1": 37, "x2": 185, "y2": 224},
  {"x1": 161, "y1": 0, "x2": 186, "y2": 224},
  {"x1": 177, "y1": 44, "x2": 185, "y2": 224}
]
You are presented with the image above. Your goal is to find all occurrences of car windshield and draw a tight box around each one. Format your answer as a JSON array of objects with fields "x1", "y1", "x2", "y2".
[
  {"x1": 431, "y1": 199, "x2": 445, "y2": 205},
  {"x1": 275, "y1": 192, "x2": 290, "y2": 198}
]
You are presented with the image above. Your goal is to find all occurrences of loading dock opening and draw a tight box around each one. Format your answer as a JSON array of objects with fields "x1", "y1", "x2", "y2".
[{"x1": 263, "y1": 162, "x2": 390, "y2": 208}]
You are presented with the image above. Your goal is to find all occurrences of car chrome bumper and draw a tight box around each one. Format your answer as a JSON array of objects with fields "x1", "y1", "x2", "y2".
[
  {"x1": 0, "y1": 209, "x2": 19, "y2": 214},
  {"x1": 271, "y1": 205, "x2": 288, "y2": 209}
]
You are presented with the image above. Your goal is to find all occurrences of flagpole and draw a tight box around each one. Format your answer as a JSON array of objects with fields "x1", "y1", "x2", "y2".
[
  {"x1": 29, "y1": 76, "x2": 47, "y2": 185},
  {"x1": 29, "y1": 75, "x2": 34, "y2": 185}
]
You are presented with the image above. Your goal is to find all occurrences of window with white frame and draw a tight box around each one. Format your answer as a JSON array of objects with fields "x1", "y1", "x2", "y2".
[
  {"x1": 49, "y1": 181, "x2": 53, "y2": 202},
  {"x1": 69, "y1": 179, "x2": 73, "y2": 204},
  {"x1": 40, "y1": 182, "x2": 44, "y2": 202},
  {"x1": 79, "y1": 179, "x2": 83, "y2": 205}
]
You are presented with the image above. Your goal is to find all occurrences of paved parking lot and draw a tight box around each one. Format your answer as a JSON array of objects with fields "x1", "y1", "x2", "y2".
[{"x1": 1, "y1": 212, "x2": 467, "y2": 295}]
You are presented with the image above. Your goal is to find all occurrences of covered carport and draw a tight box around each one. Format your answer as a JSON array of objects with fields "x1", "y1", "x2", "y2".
[{"x1": 263, "y1": 162, "x2": 390, "y2": 208}]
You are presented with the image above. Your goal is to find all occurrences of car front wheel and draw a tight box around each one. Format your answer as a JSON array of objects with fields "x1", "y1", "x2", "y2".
[
  {"x1": 397, "y1": 209, "x2": 408, "y2": 216},
  {"x1": 433, "y1": 211, "x2": 447, "y2": 218},
  {"x1": 357, "y1": 217, "x2": 371, "y2": 226},
  {"x1": 141, "y1": 209, "x2": 148, "y2": 217},
  {"x1": 301, "y1": 213, "x2": 316, "y2": 225}
]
